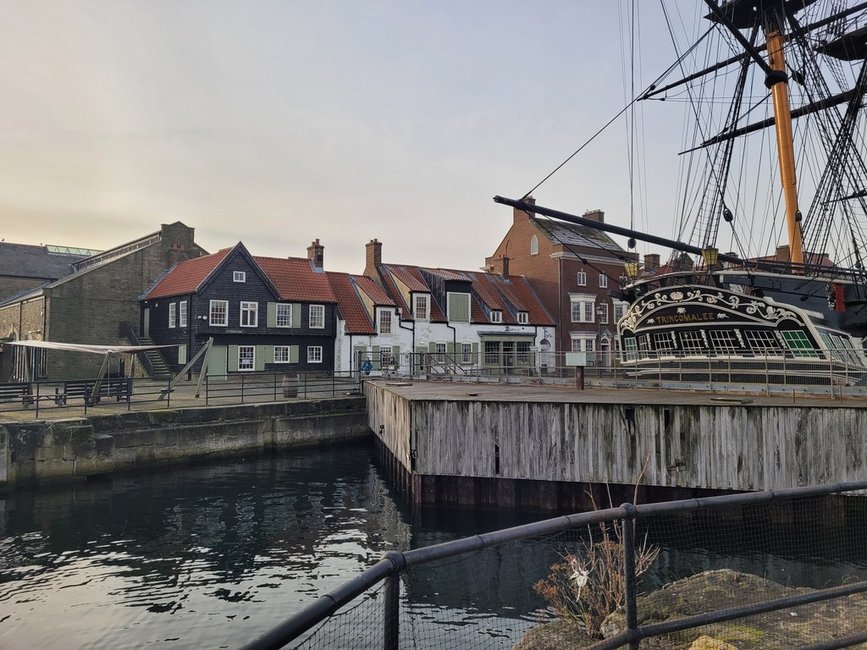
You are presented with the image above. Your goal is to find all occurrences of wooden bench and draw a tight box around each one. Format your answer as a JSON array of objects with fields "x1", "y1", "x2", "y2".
[
  {"x1": 0, "y1": 382, "x2": 33, "y2": 406},
  {"x1": 54, "y1": 378, "x2": 133, "y2": 406}
]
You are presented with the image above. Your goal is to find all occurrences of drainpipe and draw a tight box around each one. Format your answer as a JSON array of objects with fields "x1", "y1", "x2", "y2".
[
  {"x1": 187, "y1": 293, "x2": 194, "y2": 379},
  {"x1": 446, "y1": 322, "x2": 456, "y2": 374},
  {"x1": 349, "y1": 333, "x2": 354, "y2": 374}
]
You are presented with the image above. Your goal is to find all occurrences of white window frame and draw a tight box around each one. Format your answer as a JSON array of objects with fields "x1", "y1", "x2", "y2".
[
  {"x1": 435, "y1": 342, "x2": 447, "y2": 363},
  {"x1": 597, "y1": 303, "x2": 609, "y2": 324},
  {"x1": 378, "y1": 308, "x2": 392, "y2": 334},
  {"x1": 274, "y1": 345, "x2": 291, "y2": 363},
  {"x1": 168, "y1": 302, "x2": 177, "y2": 328},
  {"x1": 240, "y1": 301, "x2": 258, "y2": 328},
  {"x1": 599, "y1": 274, "x2": 608, "y2": 288},
  {"x1": 461, "y1": 343, "x2": 473, "y2": 364},
  {"x1": 309, "y1": 304, "x2": 325, "y2": 329},
  {"x1": 276, "y1": 303, "x2": 292, "y2": 328},
  {"x1": 613, "y1": 299, "x2": 627, "y2": 324},
  {"x1": 380, "y1": 345, "x2": 395, "y2": 369},
  {"x1": 233, "y1": 271, "x2": 246, "y2": 283},
  {"x1": 307, "y1": 345, "x2": 323, "y2": 363},
  {"x1": 414, "y1": 294, "x2": 430, "y2": 321},
  {"x1": 238, "y1": 345, "x2": 255, "y2": 371},
  {"x1": 569, "y1": 294, "x2": 596, "y2": 323},
  {"x1": 179, "y1": 301, "x2": 188, "y2": 327},
  {"x1": 576, "y1": 271, "x2": 587, "y2": 286},
  {"x1": 209, "y1": 299, "x2": 228, "y2": 326},
  {"x1": 530, "y1": 235, "x2": 539, "y2": 255},
  {"x1": 490, "y1": 310, "x2": 502, "y2": 323},
  {"x1": 517, "y1": 311, "x2": 529, "y2": 325}
]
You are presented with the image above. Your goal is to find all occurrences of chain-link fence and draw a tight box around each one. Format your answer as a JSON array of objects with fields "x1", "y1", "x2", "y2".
[{"x1": 244, "y1": 481, "x2": 867, "y2": 649}]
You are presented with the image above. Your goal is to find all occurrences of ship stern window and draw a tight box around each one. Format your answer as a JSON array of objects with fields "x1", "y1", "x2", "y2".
[
  {"x1": 708, "y1": 330, "x2": 741, "y2": 355},
  {"x1": 744, "y1": 330, "x2": 783, "y2": 355},
  {"x1": 781, "y1": 330, "x2": 819, "y2": 358},
  {"x1": 679, "y1": 331, "x2": 705, "y2": 355},
  {"x1": 653, "y1": 332, "x2": 676, "y2": 355}
]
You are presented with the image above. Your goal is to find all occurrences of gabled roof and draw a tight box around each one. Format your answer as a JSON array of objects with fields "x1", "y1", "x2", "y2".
[
  {"x1": 146, "y1": 248, "x2": 233, "y2": 299},
  {"x1": 0, "y1": 242, "x2": 95, "y2": 280},
  {"x1": 255, "y1": 256, "x2": 337, "y2": 303},
  {"x1": 379, "y1": 265, "x2": 447, "y2": 322},
  {"x1": 327, "y1": 273, "x2": 374, "y2": 334},
  {"x1": 532, "y1": 216, "x2": 625, "y2": 252},
  {"x1": 355, "y1": 275, "x2": 394, "y2": 306},
  {"x1": 388, "y1": 265, "x2": 429, "y2": 292},
  {"x1": 489, "y1": 274, "x2": 555, "y2": 326}
]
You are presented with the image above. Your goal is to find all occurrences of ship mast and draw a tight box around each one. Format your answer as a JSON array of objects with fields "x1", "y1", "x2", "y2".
[
  {"x1": 766, "y1": 20, "x2": 805, "y2": 265},
  {"x1": 705, "y1": 0, "x2": 808, "y2": 265}
]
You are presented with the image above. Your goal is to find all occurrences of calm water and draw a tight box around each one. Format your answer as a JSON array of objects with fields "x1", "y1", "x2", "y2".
[{"x1": 2, "y1": 442, "x2": 866, "y2": 649}]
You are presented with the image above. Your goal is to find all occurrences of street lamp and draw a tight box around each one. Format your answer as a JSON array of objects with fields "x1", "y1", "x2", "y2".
[
  {"x1": 702, "y1": 246, "x2": 719, "y2": 269},
  {"x1": 624, "y1": 260, "x2": 639, "y2": 279}
]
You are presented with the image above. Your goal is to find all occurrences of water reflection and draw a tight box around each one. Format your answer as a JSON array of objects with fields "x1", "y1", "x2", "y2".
[{"x1": 1, "y1": 442, "x2": 866, "y2": 649}]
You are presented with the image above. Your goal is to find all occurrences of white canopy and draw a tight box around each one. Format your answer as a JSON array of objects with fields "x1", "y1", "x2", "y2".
[{"x1": 4, "y1": 340, "x2": 178, "y2": 355}]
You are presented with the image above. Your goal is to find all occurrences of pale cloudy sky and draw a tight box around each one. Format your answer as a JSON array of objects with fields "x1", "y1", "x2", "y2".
[{"x1": 0, "y1": 1, "x2": 700, "y2": 272}]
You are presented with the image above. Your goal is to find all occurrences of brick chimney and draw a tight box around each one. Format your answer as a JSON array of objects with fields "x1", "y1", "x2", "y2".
[
  {"x1": 307, "y1": 238, "x2": 324, "y2": 270},
  {"x1": 582, "y1": 209, "x2": 605, "y2": 223},
  {"x1": 365, "y1": 239, "x2": 382, "y2": 277},
  {"x1": 775, "y1": 245, "x2": 790, "y2": 262},
  {"x1": 643, "y1": 253, "x2": 660, "y2": 272},
  {"x1": 513, "y1": 195, "x2": 536, "y2": 224},
  {"x1": 486, "y1": 256, "x2": 510, "y2": 275}
]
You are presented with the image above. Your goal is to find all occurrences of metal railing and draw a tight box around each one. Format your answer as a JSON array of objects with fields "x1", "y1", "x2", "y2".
[
  {"x1": 357, "y1": 349, "x2": 867, "y2": 397},
  {"x1": 0, "y1": 370, "x2": 361, "y2": 418},
  {"x1": 242, "y1": 481, "x2": 867, "y2": 650}
]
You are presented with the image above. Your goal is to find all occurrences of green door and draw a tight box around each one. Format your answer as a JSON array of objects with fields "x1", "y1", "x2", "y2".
[{"x1": 208, "y1": 345, "x2": 228, "y2": 379}]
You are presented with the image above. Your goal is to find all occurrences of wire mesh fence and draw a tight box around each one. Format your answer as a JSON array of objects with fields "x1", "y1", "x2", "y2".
[{"x1": 244, "y1": 482, "x2": 867, "y2": 649}]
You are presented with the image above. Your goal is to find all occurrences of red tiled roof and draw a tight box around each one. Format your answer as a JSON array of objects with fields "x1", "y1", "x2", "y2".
[
  {"x1": 146, "y1": 248, "x2": 233, "y2": 299},
  {"x1": 355, "y1": 276, "x2": 394, "y2": 305},
  {"x1": 255, "y1": 256, "x2": 337, "y2": 303},
  {"x1": 388, "y1": 265, "x2": 429, "y2": 292},
  {"x1": 327, "y1": 272, "x2": 374, "y2": 334},
  {"x1": 468, "y1": 273, "x2": 509, "y2": 317},
  {"x1": 501, "y1": 275, "x2": 555, "y2": 326}
]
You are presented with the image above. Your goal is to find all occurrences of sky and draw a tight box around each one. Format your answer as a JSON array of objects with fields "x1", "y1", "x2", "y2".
[{"x1": 0, "y1": 1, "x2": 701, "y2": 273}]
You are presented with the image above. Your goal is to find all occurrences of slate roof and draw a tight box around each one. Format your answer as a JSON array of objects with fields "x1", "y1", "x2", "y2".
[
  {"x1": 146, "y1": 248, "x2": 233, "y2": 299},
  {"x1": 0, "y1": 242, "x2": 94, "y2": 280},
  {"x1": 254, "y1": 256, "x2": 337, "y2": 303},
  {"x1": 532, "y1": 216, "x2": 624, "y2": 252},
  {"x1": 327, "y1": 273, "x2": 375, "y2": 335}
]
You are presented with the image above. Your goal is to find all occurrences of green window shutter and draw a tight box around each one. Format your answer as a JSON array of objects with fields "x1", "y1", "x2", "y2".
[
  {"x1": 289, "y1": 345, "x2": 299, "y2": 363},
  {"x1": 292, "y1": 304, "x2": 302, "y2": 328},
  {"x1": 178, "y1": 345, "x2": 188, "y2": 365},
  {"x1": 447, "y1": 342, "x2": 456, "y2": 357},
  {"x1": 391, "y1": 345, "x2": 399, "y2": 357},
  {"x1": 267, "y1": 303, "x2": 277, "y2": 327},
  {"x1": 428, "y1": 342, "x2": 437, "y2": 353},
  {"x1": 255, "y1": 346, "x2": 266, "y2": 371},
  {"x1": 228, "y1": 345, "x2": 239, "y2": 372},
  {"x1": 353, "y1": 345, "x2": 367, "y2": 368},
  {"x1": 372, "y1": 345, "x2": 380, "y2": 370},
  {"x1": 448, "y1": 293, "x2": 470, "y2": 322},
  {"x1": 471, "y1": 342, "x2": 479, "y2": 354}
]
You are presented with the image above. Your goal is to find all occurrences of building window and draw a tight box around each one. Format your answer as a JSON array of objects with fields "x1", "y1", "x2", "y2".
[
  {"x1": 309, "y1": 304, "x2": 325, "y2": 329},
  {"x1": 233, "y1": 271, "x2": 246, "y2": 283},
  {"x1": 530, "y1": 235, "x2": 539, "y2": 255},
  {"x1": 274, "y1": 346, "x2": 290, "y2": 363},
  {"x1": 168, "y1": 303, "x2": 177, "y2": 328},
  {"x1": 570, "y1": 295, "x2": 596, "y2": 323},
  {"x1": 307, "y1": 346, "x2": 323, "y2": 363},
  {"x1": 490, "y1": 310, "x2": 502, "y2": 323},
  {"x1": 517, "y1": 311, "x2": 529, "y2": 325},
  {"x1": 613, "y1": 300, "x2": 627, "y2": 323},
  {"x1": 623, "y1": 336, "x2": 638, "y2": 361},
  {"x1": 434, "y1": 342, "x2": 447, "y2": 363},
  {"x1": 378, "y1": 309, "x2": 392, "y2": 334},
  {"x1": 380, "y1": 345, "x2": 395, "y2": 369},
  {"x1": 209, "y1": 300, "x2": 228, "y2": 326},
  {"x1": 461, "y1": 343, "x2": 473, "y2": 364},
  {"x1": 597, "y1": 303, "x2": 609, "y2": 324},
  {"x1": 516, "y1": 341, "x2": 530, "y2": 363},
  {"x1": 576, "y1": 271, "x2": 587, "y2": 286},
  {"x1": 276, "y1": 303, "x2": 292, "y2": 328},
  {"x1": 571, "y1": 338, "x2": 583, "y2": 352},
  {"x1": 599, "y1": 274, "x2": 608, "y2": 288},
  {"x1": 414, "y1": 294, "x2": 429, "y2": 321},
  {"x1": 238, "y1": 345, "x2": 255, "y2": 371},
  {"x1": 484, "y1": 341, "x2": 499, "y2": 365},
  {"x1": 179, "y1": 301, "x2": 187, "y2": 327},
  {"x1": 240, "y1": 301, "x2": 258, "y2": 327}
]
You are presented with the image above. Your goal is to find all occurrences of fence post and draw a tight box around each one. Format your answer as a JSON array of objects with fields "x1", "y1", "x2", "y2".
[
  {"x1": 241, "y1": 373, "x2": 245, "y2": 403},
  {"x1": 382, "y1": 551, "x2": 405, "y2": 650},
  {"x1": 205, "y1": 374, "x2": 210, "y2": 406},
  {"x1": 332, "y1": 371, "x2": 336, "y2": 397},
  {"x1": 273, "y1": 373, "x2": 278, "y2": 402},
  {"x1": 303, "y1": 372, "x2": 307, "y2": 399},
  {"x1": 621, "y1": 502, "x2": 639, "y2": 650},
  {"x1": 166, "y1": 374, "x2": 172, "y2": 408},
  {"x1": 35, "y1": 381, "x2": 40, "y2": 419}
]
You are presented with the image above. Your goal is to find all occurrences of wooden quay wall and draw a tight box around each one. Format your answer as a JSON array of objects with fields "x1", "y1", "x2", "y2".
[{"x1": 365, "y1": 380, "x2": 867, "y2": 510}]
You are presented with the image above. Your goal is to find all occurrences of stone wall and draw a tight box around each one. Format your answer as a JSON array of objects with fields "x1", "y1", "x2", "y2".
[{"x1": 0, "y1": 396, "x2": 368, "y2": 487}]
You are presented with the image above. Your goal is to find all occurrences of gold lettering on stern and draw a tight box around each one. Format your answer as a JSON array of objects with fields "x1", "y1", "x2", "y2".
[{"x1": 654, "y1": 313, "x2": 716, "y2": 325}]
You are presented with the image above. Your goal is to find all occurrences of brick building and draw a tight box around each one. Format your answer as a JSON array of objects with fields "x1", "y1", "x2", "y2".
[
  {"x1": 486, "y1": 198, "x2": 629, "y2": 361},
  {"x1": 0, "y1": 222, "x2": 206, "y2": 380}
]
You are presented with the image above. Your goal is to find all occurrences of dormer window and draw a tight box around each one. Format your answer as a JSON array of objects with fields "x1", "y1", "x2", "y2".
[
  {"x1": 490, "y1": 310, "x2": 502, "y2": 323},
  {"x1": 414, "y1": 294, "x2": 430, "y2": 321},
  {"x1": 233, "y1": 271, "x2": 246, "y2": 283},
  {"x1": 378, "y1": 308, "x2": 392, "y2": 334},
  {"x1": 517, "y1": 311, "x2": 529, "y2": 325}
]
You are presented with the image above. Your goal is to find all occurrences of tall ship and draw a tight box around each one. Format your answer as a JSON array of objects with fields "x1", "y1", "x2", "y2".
[{"x1": 497, "y1": 0, "x2": 867, "y2": 382}]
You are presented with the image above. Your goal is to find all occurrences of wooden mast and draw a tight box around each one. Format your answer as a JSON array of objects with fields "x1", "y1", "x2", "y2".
[{"x1": 766, "y1": 28, "x2": 805, "y2": 265}]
